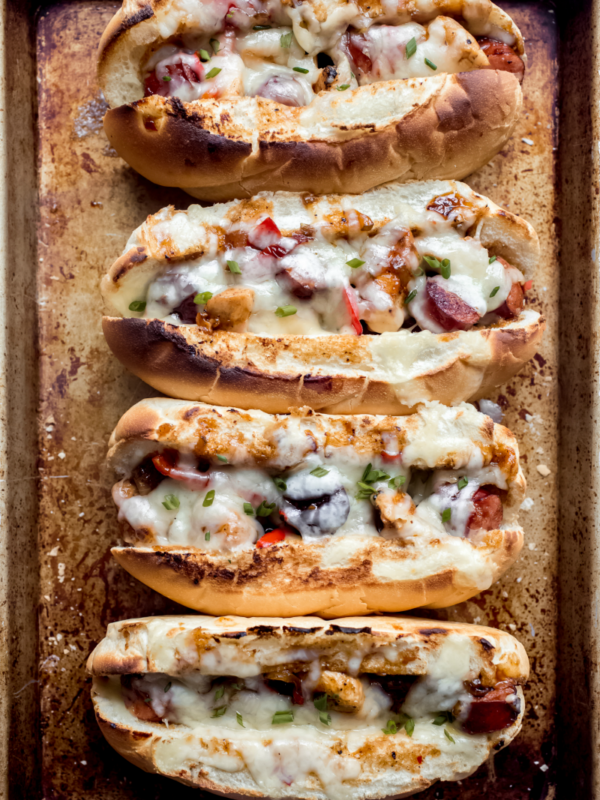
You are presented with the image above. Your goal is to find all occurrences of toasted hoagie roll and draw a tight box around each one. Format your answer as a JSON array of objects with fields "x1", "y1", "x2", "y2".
[
  {"x1": 102, "y1": 181, "x2": 544, "y2": 415},
  {"x1": 98, "y1": 0, "x2": 525, "y2": 200},
  {"x1": 108, "y1": 398, "x2": 525, "y2": 616},
  {"x1": 88, "y1": 615, "x2": 529, "y2": 798}
]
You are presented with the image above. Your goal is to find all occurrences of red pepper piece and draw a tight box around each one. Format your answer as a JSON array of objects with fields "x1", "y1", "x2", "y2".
[
  {"x1": 256, "y1": 529, "x2": 286, "y2": 548},
  {"x1": 152, "y1": 450, "x2": 209, "y2": 490},
  {"x1": 343, "y1": 287, "x2": 363, "y2": 335},
  {"x1": 248, "y1": 217, "x2": 281, "y2": 250}
]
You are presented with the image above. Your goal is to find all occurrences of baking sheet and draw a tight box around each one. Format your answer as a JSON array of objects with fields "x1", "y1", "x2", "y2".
[{"x1": 0, "y1": 0, "x2": 574, "y2": 796}]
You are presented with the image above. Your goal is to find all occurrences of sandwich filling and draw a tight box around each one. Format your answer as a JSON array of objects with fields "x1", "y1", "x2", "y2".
[
  {"x1": 112, "y1": 430, "x2": 514, "y2": 553},
  {"x1": 133, "y1": 0, "x2": 524, "y2": 108},
  {"x1": 111, "y1": 189, "x2": 530, "y2": 337}
]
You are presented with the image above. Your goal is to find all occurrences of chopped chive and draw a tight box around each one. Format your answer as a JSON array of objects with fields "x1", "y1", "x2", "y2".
[
  {"x1": 227, "y1": 259, "x2": 242, "y2": 274},
  {"x1": 164, "y1": 681, "x2": 172, "y2": 693},
  {"x1": 424, "y1": 57, "x2": 437, "y2": 70},
  {"x1": 490, "y1": 286, "x2": 500, "y2": 298},
  {"x1": 361, "y1": 463, "x2": 372, "y2": 481},
  {"x1": 319, "y1": 711, "x2": 332, "y2": 726},
  {"x1": 217, "y1": 454, "x2": 228, "y2": 463},
  {"x1": 489, "y1": 255, "x2": 497, "y2": 264},
  {"x1": 404, "y1": 717, "x2": 415, "y2": 736},
  {"x1": 275, "y1": 305, "x2": 297, "y2": 317},
  {"x1": 423, "y1": 254, "x2": 450, "y2": 278},
  {"x1": 206, "y1": 67, "x2": 221, "y2": 79},
  {"x1": 310, "y1": 466, "x2": 329, "y2": 478},
  {"x1": 388, "y1": 475, "x2": 406, "y2": 490},
  {"x1": 313, "y1": 693, "x2": 328, "y2": 712},
  {"x1": 205, "y1": 531, "x2": 211, "y2": 541},
  {"x1": 243, "y1": 503, "x2": 254, "y2": 516},
  {"x1": 231, "y1": 683, "x2": 242, "y2": 691},
  {"x1": 382, "y1": 719, "x2": 398, "y2": 735},
  {"x1": 237, "y1": 711, "x2": 245, "y2": 727},
  {"x1": 441, "y1": 508, "x2": 451, "y2": 523},
  {"x1": 346, "y1": 258, "x2": 365, "y2": 268},
  {"x1": 256, "y1": 500, "x2": 276, "y2": 517},
  {"x1": 194, "y1": 291, "x2": 213, "y2": 305},
  {"x1": 440, "y1": 258, "x2": 451, "y2": 279},
  {"x1": 198, "y1": 49, "x2": 210, "y2": 62},
  {"x1": 129, "y1": 300, "x2": 146, "y2": 312},
  {"x1": 337, "y1": 84, "x2": 350, "y2": 91},
  {"x1": 162, "y1": 75, "x2": 172, "y2": 82},
  {"x1": 405, "y1": 37, "x2": 417, "y2": 58},
  {"x1": 253, "y1": 24, "x2": 271, "y2": 29},
  {"x1": 445, "y1": 728, "x2": 456, "y2": 743},
  {"x1": 211, "y1": 38, "x2": 220, "y2": 54},
  {"x1": 273, "y1": 477, "x2": 287, "y2": 491},
  {"x1": 215, "y1": 686, "x2": 225, "y2": 701},
  {"x1": 162, "y1": 494, "x2": 180, "y2": 511},
  {"x1": 293, "y1": 67, "x2": 309, "y2": 73},
  {"x1": 405, "y1": 289, "x2": 417, "y2": 305},
  {"x1": 433, "y1": 710, "x2": 454, "y2": 725},
  {"x1": 211, "y1": 706, "x2": 227, "y2": 717},
  {"x1": 272, "y1": 710, "x2": 294, "y2": 724},
  {"x1": 280, "y1": 32, "x2": 293, "y2": 48},
  {"x1": 457, "y1": 476, "x2": 468, "y2": 490},
  {"x1": 203, "y1": 490, "x2": 215, "y2": 507}
]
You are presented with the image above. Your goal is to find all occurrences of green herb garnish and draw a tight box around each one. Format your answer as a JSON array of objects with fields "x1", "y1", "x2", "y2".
[
  {"x1": 256, "y1": 500, "x2": 277, "y2": 517},
  {"x1": 280, "y1": 32, "x2": 293, "y2": 48},
  {"x1": 243, "y1": 503, "x2": 254, "y2": 516},
  {"x1": 198, "y1": 49, "x2": 210, "y2": 62},
  {"x1": 206, "y1": 67, "x2": 222, "y2": 79},
  {"x1": 337, "y1": 84, "x2": 350, "y2": 91},
  {"x1": 217, "y1": 454, "x2": 228, "y2": 463},
  {"x1": 441, "y1": 508, "x2": 451, "y2": 523},
  {"x1": 129, "y1": 300, "x2": 146, "y2": 312},
  {"x1": 205, "y1": 531, "x2": 211, "y2": 541},
  {"x1": 203, "y1": 490, "x2": 215, "y2": 507},
  {"x1": 405, "y1": 289, "x2": 417, "y2": 305},
  {"x1": 162, "y1": 494, "x2": 180, "y2": 511},
  {"x1": 194, "y1": 291, "x2": 213, "y2": 305},
  {"x1": 211, "y1": 706, "x2": 227, "y2": 718},
  {"x1": 424, "y1": 255, "x2": 451, "y2": 278},
  {"x1": 275, "y1": 305, "x2": 297, "y2": 317},
  {"x1": 457, "y1": 476, "x2": 468, "y2": 490},
  {"x1": 490, "y1": 286, "x2": 500, "y2": 298},
  {"x1": 293, "y1": 66, "x2": 309, "y2": 73},
  {"x1": 237, "y1": 712, "x2": 245, "y2": 727},
  {"x1": 274, "y1": 477, "x2": 287, "y2": 491},
  {"x1": 405, "y1": 37, "x2": 417, "y2": 58},
  {"x1": 424, "y1": 57, "x2": 437, "y2": 70},
  {"x1": 388, "y1": 475, "x2": 406, "y2": 490},
  {"x1": 346, "y1": 258, "x2": 365, "y2": 269},
  {"x1": 164, "y1": 682, "x2": 172, "y2": 693},
  {"x1": 489, "y1": 255, "x2": 497, "y2": 264},
  {"x1": 310, "y1": 466, "x2": 329, "y2": 478},
  {"x1": 272, "y1": 710, "x2": 294, "y2": 724},
  {"x1": 211, "y1": 38, "x2": 220, "y2": 54}
]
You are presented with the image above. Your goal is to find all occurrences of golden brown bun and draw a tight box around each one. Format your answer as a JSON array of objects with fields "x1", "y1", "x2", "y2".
[
  {"x1": 102, "y1": 71, "x2": 522, "y2": 201},
  {"x1": 102, "y1": 310, "x2": 544, "y2": 414},
  {"x1": 97, "y1": 0, "x2": 525, "y2": 199},
  {"x1": 111, "y1": 532, "x2": 524, "y2": 618},
  {"x1": 107, "y1": 398, "x2": 525, "y2": 616},
  {"x1": 87, "y1": 614, "x2": 530, "y2": 679},
  {"x1": 89, "y1": 615, "x2": 528, "y2": 798}
]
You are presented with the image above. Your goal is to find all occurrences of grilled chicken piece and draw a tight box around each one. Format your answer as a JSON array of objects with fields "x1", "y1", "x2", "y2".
[
  {"x1": 205, "y1": 287, "x2": 255, "y2": 331},
  {"x1": 314, "y1": 671, "x2": 365, "y2": 712}
]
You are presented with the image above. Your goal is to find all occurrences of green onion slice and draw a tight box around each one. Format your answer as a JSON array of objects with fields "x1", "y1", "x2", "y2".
[
  {"x1": 272, "y1": 710, "x2": 294, "y2": 724},
  {"x1": 337, "y1": 84, "x2": 350, "y2": 91},
  {"x1": 388, "y1": 475, "x2": 406, "y2": 490},
  {"x1": 205, "y1": 531, "x2": 211, "y2": 541},
  {"x1": 273, "y1": 477, "x2": 287, "y2": 491},
  {"x1": 313, "y1": 693, "x2": 328, "y2": 712},
  {"x1": 424, "y1": 57, "x2": 437, "y2": 70},
  {"x1": 194, "y1": 291, "x2": 213, "y2": 305},
  {"x1": 243, "y1": 503, "x2": 254, "y2": 516},
  {"x1": 405, "y1": 37, "x2": 417, "y2": 58},
  {"x1": 211, "y1": 706, "x2": 227, "y2": 717},
  {"x1": 211, "y1": 38, "x2": 220, "y2": 54},
  {"x1": 489, "y1": 255, "x2": 497, "y2": 264},
  {"x1": 217, "y1": 454, "x2": 228, "y2": 463},
  {"x1": 293, "y1": 66, "x2": 309, "y2": 73},
  {"x1": 457, "y1": 476, "x2": 468, "y2": 490},
  {"x1": 490, "y1": 286, "x2": 500, "y2": 298},
  {"x1": 346, "y1": 258, "x2": 365, "y2": 268},
  {"x1": 253, "y1": 24, "x2": 271, "y2": 29},
  {"x1": 256, "y1": 500, "x2": 276, "y2": 517},
  {"x1": 162, "y1": 494, "x2": 180, "y2": 511},
  {"x1": 198, "y1": 49, "x2": 210, "y2": 62},
  {"x1": 405, "y1": 289, "x2": 417, "y2": 305},
  {"x1": 280, "y1": 32, "x2": 293, "y2": 48},
  {"x1": 129, "y1": 300, "x2": 146, "y2": 312},
  {"x1": 206, "y1": 67, "x2": 222, "y2": 79},
  {"x1": 164, "y1": 681, "x2": 172, "y2": 693},
  {"x1": 227, "y1": 260, "x2": 242, "y2": 274},
  {"x1": 441, "y1": 508, "x2": 451, "y2": 523},
  {"x1": 382, "y1": 720, "x2": 398, "y2": 735},
  {"x1": 275, "y1": 305, "x2": 297, "y2": 317},
  {"x1": 237, "y1": 711, "x2": 245, "y2": 727},
  {"x1": 203, "y1": 490, "x2": 215, "y2": 507},
  {"x1": 310, "y1": 466, "x2": 329, "y2": 478}
]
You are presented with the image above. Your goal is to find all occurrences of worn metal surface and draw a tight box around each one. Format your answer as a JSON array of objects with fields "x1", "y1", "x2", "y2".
[{"x1": 0, "y1": 0, "x2": 578, "y2": 796}]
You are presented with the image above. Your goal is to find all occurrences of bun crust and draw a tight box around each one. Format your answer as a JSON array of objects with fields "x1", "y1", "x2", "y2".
[
  {"x1": 89, "y1": 615, "x2": 528, "y2": 799},
  {"x1": 102, "y1": 71, "x2": 522, "y2": 201},
  {"x1": 102, "y1": 311, "x2": 544, "y2": 414},
  {"x1": 107, "y1": 399, "x2": 525, "y2": 616}
]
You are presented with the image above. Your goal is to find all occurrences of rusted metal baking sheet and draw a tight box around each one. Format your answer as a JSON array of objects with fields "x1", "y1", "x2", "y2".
[{"x1": 0, "y1": 0, "x2": 595, "y2": 797}]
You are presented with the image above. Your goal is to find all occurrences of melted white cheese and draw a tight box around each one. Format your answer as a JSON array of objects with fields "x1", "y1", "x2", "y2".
[{"x1": 112, "y1": 197, "x2": 522, "y2": 336}]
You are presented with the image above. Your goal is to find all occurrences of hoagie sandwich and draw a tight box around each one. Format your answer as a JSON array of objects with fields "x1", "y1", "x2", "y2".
[
  {"x1": 102, "y1": 180, "x2": 544, "y2": 415},
  {"x1": 89, "y1": 614, "x2": 529, "y2": 798},
  {"x1": 109, "y1": 398, "x2": 525, "y2": 616},
  {"x1": 98, "y1": 0, "x2": 526, "y2": 200}
]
